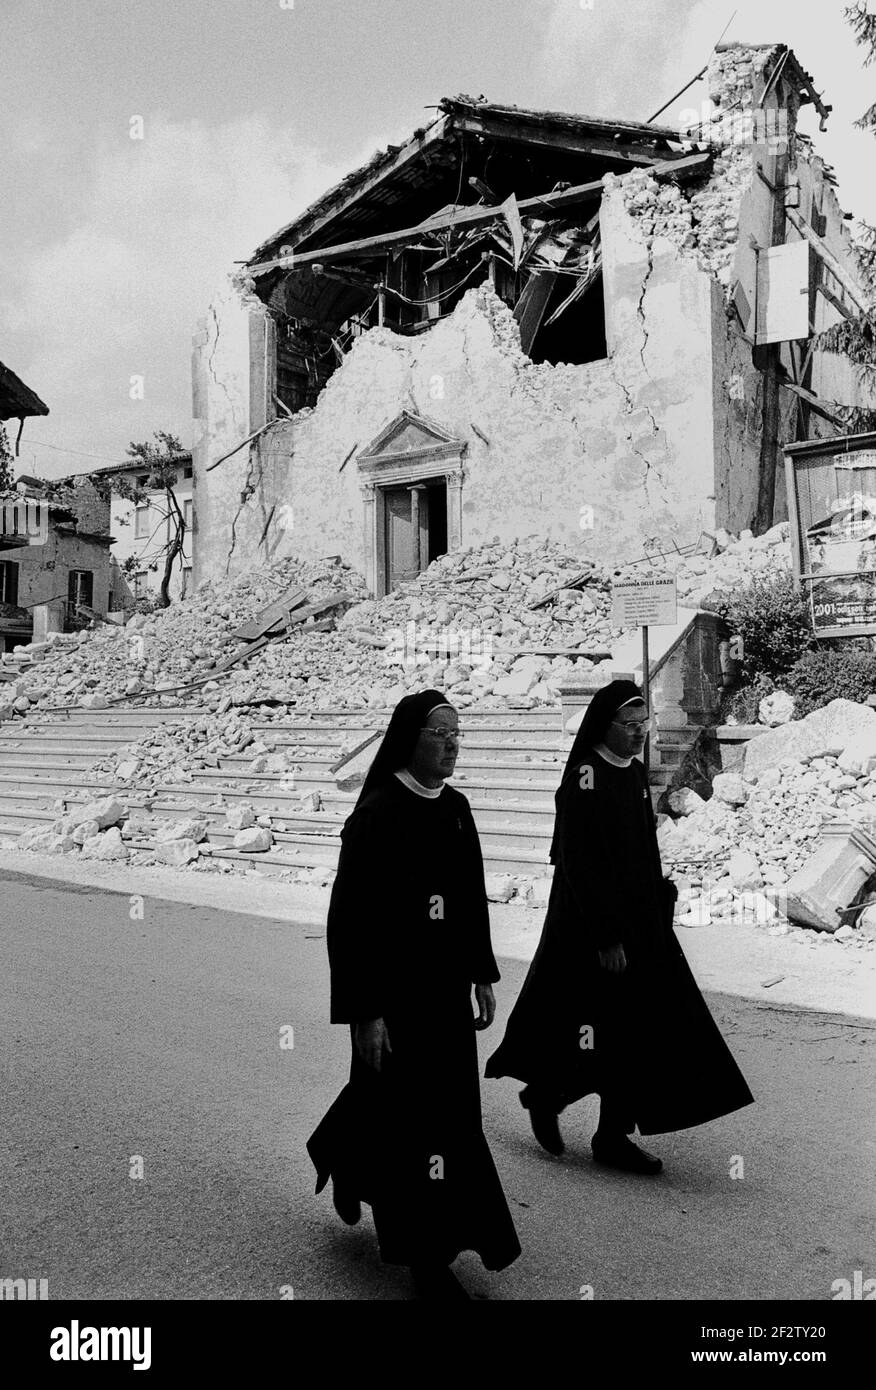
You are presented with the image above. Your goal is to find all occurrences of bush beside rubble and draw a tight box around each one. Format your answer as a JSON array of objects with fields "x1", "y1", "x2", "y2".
[
  {"x1": 713, "y1": 571, "x2": 813, "y2": 685},
  {"x1": 782, "y1": 649, "x2": 876, "y2": 720}
]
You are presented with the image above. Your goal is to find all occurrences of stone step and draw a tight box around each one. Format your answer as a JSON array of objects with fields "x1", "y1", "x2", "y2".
[
  {"x1": 246, "y1": 728, "x2": 570, "y2": 750},
  {"x1": 0, "y1": 802, "x2": 555, "y2": 855},
  {"x1": 189, "y1": 816, "x2": 551, "y2": 852},
  {"x1": 24, "y1": 707, "x2": 210, "y2": 724},
  {"x1": 0, "y1": 822, "x2": 551, "y2": 877},
  {"x1": 0, "y1": 769, "x2": 556, "y2": 807},
  {"x1": 0, "y1": 809, "x2": 58, "y2": 832},
  {"x1": 156, "y1": 775, "x2": 561, "y2": 807},
  {"x1": 0, "y1": 753, "x2": 116, "y2": 769},
  {"x1": 213, "y1": 748, "x2": 566, "y2": 773},
  {"x1": 203, "y1": 842, "x2": 551, "y2": 878},
  {"x1": 0, "y1": 728, "x2": 151, "y2": 750},
  {"x1": 651, "y1": 746, "x2": 697, "y2": 769},
  {"x1": 177, "y1": 765, "x2": 564, "y2": 794},
  {"x1": 147, "y1": 797, "x2": 557, "y2": 834},
  {"x1": 25, "y1": 705, "x2": 561, "y2": 725},
  {"x1": 0, "y1": 773, "x2": 120, "y2": 797}
]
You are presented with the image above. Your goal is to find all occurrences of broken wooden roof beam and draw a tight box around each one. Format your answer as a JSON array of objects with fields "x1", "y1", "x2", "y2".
[
  {"x1": 247, "y1": 151, "x2": 712, "y2": 277},
  {"x1": 449, "y1": 111, "x2": 669, "y2": 166}
]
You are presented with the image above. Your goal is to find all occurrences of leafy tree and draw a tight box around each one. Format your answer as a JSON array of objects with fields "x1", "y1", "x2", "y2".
[
  {"x1": 816, "y1": 3, "x2": 876, "y2": 430},
  {"x1": 105, "y1": 430, "x2": 189, "y2": 608},
  {"x1": 0, "y1": 423, "x2": 14, "y2": 493}
]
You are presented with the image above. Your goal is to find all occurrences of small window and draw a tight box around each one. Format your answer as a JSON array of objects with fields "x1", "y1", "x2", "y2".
[
  {"x1": 0, "y1": 560, "x2": 20, "y2": 606},
  {"x1": 135, "y1": 504, "x2": 151, "y2": 538},
  {"x1": 182, "y1": 565, "x2": 193, "y2": 598},
  {"x1": 132, "y1": 571, "x2": 148, "y2": 599},
  {"x1": 182, "y1": 465, "x2": 193, "y2": 479},
  {"x1": 183, "y1": 498, "x2": 193, "y2": 530},
  {"x1": 68, "y1": 569, "x2": 94, "y2": 610}
]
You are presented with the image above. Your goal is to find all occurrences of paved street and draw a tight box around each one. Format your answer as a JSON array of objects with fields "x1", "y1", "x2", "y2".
[{"x1": 2, "y1": 866, "x2": 874, "y2": 1301}]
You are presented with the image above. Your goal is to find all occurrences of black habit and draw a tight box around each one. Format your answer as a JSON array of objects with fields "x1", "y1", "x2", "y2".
[
  {"x1": 306, "y1": 692, "x2": 521, "y2": 1271},
  {"x1": 485, "y1": 681, "x2": 754, "y2": 1135}
]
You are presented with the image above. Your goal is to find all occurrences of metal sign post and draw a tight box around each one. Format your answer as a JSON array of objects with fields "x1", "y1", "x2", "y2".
[
  {"x1": 641, "y1": 623, "x2": 650, "y2": 776},
  {"x1": 611, "y1": 575, "x2": 677, "y2": 778}
]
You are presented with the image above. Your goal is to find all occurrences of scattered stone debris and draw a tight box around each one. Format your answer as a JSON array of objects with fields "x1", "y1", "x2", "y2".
[
  {"x1": 0, "y1": 526, "x2": 791, "y2": 723},
  {"x1": 661, "y1": 699, "x2": 876, "y2": 948}
]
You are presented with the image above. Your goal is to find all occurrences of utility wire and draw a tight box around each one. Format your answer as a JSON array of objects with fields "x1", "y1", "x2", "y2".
[
  {"x1": 646, "y1": 11, "x2": 737, "y2": 123},
  {"x1": 17, "y1": 439, "x2": 133, "y2": 465}
]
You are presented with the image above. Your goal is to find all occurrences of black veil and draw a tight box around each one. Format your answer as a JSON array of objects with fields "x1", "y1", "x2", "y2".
[{"x1": 548, "y1": 678, "x2": 645, "y2": 862}]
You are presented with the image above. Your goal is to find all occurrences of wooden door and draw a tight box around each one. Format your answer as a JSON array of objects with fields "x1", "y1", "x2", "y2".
[{"x1": 384, "y1": 487, "x2": 418, "y2": 591}]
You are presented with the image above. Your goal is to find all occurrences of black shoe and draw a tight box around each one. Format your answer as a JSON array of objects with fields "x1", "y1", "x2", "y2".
[
  {"x1": 520, "y1": 1087, "x2": 564, "y2": 1156},
  {"x1": 332, "y1": 1179, "x2": 361, "y2": 1225},
  {"x1": 591, "y1": 1134, "x2": 663, "y2": 1175},
  {"x1": 411, "y1": 1263, "x2": 471, "y2": 1301}
]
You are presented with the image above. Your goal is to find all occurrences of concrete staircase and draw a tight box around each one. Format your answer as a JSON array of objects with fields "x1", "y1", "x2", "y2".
[
  {"x1": 0, "y1": 701, "x2": 704, "y2": 877},
  {"x1": 0, "y1": 707, "x2": 564, "y2": 877}
]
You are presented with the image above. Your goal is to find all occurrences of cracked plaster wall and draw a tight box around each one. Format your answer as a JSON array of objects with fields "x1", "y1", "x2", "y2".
[
  {"x1": 192, "y1": 277, "x2": 266, "y2": 582},
  {"x1": 193, "y1": 44, "x2": 871, "y2": 590},
  {"x1": 618, "y1": 44, "x2": 872, "y2": 531},
  {"x1": 194, "y1": 235, "x2": 719, "y2": 589}
]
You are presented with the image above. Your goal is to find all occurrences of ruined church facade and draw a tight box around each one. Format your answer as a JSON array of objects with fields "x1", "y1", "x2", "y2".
[{"x1": 191, "y1": 44, "x2": 868, "y2": 595}]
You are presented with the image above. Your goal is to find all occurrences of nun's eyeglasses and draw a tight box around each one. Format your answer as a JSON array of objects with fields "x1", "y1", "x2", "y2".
[
  {"x1": 420, "y1": 728, "x2": 463, "y2": 743},
  {"x1": 611, "y1": 718, "x2": 651, "y2": 731}
]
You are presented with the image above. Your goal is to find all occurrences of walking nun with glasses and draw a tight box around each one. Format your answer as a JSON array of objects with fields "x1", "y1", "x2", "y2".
[
  {"x1": 306, "y1": 689, "x2": 521, "y2": 1299},
  {"x1": 486, "y1": 679, "x2": 753, "y2": 1174}
]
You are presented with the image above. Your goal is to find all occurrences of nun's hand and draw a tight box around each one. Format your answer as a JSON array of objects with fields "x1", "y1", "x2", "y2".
[
  {"x1": 598, "y1": 944, "x2": 627, "y2": 974},
  {"x1": 473, "y1": 984, "x2": 496, "y2": 1030},
  {"x1": 354, "y1": 1017, "x2": 392, "y2": 1071}
]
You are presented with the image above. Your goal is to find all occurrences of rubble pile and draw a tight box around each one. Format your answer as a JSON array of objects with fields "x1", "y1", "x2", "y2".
[
  {"x1": 660, "y1": 520, "x2": 790, "y2": 607},
  {"x1": 0, "y1": 555, "x2": 368, "y2": 715},
  {"x1": 661, "y1": 699, "x2": 876, "y2": 947},
  {"x1": 333, "y1": 536, "x2": 615, "y2": 708},
  {"x1": 12, "y1": 788, "x2": 337, "y2": 884},
  {"x1": 0, "y1": 524, "x2": 793, "y2": 722},
  {"x1": 87, "y1": 710, "x2": 296, "y2": 789}
]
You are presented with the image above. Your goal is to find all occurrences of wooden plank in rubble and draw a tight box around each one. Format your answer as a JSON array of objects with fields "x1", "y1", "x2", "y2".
[
  {"x1": 211, "y1": 634, "x2": 272, "y2": 673},
  {"x1": 528, "y1": 570, "x2": 595, "y2": 609},
  {"x1": 231, "y1": 585, "x2": 308, "y2": 642},
  {"x1": 263, "y1": 590, "x2": 352, "y2": 634},
  {"x1": 211, "y1": 594, "x2": 350, "y2": 673}
]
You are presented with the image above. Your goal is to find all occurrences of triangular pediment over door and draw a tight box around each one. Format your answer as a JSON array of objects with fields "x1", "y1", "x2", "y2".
[{"x1": 359, "y1": 410, "x2": 465, "y2": 465}]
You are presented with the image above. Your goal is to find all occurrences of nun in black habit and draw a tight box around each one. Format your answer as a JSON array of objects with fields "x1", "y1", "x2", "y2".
[
  {"x1": 306, "y1": 690, "x2": 521, "y2": 1299},
  {"x1": 485, "y1": 679, "x2": 754, "y2": 1174}
]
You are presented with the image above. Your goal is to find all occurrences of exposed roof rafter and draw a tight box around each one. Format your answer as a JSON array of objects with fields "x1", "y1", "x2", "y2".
[{"x1": 247, "y1": 151, "x2": 712, "y2": 278}]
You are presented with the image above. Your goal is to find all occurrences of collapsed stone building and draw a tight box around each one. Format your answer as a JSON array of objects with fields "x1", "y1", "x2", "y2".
[{"x1": 193, "y1": 43, "x2": 866, "y2": 599}]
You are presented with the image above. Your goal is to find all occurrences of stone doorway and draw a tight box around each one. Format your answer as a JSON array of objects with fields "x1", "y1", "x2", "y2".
[{"x1": 358, "y1": 411, "x2": 466, "y2": 596}]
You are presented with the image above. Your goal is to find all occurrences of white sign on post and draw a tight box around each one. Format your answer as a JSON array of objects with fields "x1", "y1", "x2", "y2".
[{"x1": 611, "y1": 576, "x2": 678, "y2": 628}]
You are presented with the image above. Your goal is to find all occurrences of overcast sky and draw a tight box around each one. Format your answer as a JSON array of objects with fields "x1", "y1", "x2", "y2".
[{"x1": 3, "y1": 0, "x2": 873, "y2": 478}]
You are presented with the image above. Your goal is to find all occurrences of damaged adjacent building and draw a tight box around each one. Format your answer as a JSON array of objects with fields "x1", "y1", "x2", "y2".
[
  {"x1": 192, "y1": 44, "x2": 871, "y2": 596},
  {"x1": 88, "y1": 452, "x2": 195, "y2": 612},
  {"x1": 0, "y1": 474, "x2": 116, "y2": 652}
]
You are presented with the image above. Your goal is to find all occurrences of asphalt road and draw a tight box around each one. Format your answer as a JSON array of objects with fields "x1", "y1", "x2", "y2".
[{"x1": 2, "y1": 867, "x2": 874, "y2": 1301}]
